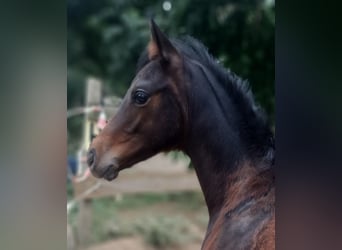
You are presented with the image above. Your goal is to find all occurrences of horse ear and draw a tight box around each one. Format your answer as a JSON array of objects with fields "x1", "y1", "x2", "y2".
[{"x1": 148, "y1": 19, "x2": 181, "y2": 65}]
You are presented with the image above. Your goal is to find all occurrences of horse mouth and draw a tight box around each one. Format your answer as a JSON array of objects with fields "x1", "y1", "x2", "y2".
[
  {"x1": 100, "y1": 164, "x2": 119, "y2": 181},
  {"x1": 90, "y1": 157, "x2": 135, "y2": 181}
]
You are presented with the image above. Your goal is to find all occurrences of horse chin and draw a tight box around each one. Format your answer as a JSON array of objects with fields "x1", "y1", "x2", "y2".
[
  {"x1": 99, "y1": 155, "x2": 148, "y2": 181},
  {"x1": 102, "y1": 165, "x2": 120, "y2": 181},
  {"x1": 101, "y1": 159, "x2": 135, "y2": 181},
  {"x1": 91, "y1": 160, "x2": 121, "y2": 181}
]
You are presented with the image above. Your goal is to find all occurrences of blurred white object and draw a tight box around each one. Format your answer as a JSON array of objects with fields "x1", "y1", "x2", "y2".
[
  {"x1": 162, "y1": 1, "x2": 172, "y2": 11},
  {"x1": 97, "y1": 110, "x2": 107, "y2": 130}
]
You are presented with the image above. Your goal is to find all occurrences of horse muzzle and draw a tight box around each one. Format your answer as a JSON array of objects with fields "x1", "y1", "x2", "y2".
[{"x1": 87, "y1": 148, "x2": 120, "y2": 181}]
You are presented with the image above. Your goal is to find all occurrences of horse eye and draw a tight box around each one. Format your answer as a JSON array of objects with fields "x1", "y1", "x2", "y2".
[{"x1": 133, "y1": 89, "x2": 150, "y2": 106}]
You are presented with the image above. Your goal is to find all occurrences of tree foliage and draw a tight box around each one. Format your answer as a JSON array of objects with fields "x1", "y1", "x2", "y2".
[{"x1": 67, "y1": 0, "x2": 274, "y2": 150}]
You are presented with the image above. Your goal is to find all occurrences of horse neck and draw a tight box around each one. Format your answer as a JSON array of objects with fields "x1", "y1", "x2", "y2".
[
  {"x1": 182, "y1": 62, "x2": 273, "y2": 220},
  {"x1": 184, "y1": 105, "x2": 246, "y2": 218}
]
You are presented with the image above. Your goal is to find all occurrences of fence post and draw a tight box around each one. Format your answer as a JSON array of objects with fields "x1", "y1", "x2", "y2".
[
  {"x1": 76, "y1": 77, "x2": 102, "y2": 247},
  {"x1": 76, "y1": 198, "x2": 93, "y2": 247}
]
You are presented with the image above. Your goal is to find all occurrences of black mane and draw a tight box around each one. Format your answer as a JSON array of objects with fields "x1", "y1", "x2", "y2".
[{"x1": 137, "y1": 36, "x2": 274, "y2": 165}]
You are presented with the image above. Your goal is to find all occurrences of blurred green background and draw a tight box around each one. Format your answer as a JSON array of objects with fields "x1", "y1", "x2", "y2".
[
  {"x1": 68, "y1": 0, "x2": 274, "y2": 153},
  {"x1": 67, "y1": 1, "x2": 274, "y2": 249}
]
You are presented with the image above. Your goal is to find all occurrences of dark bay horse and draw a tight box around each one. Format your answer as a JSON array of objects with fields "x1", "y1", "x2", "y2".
[{"x1": 87, "y1": 20, "x2": 275, "y2": 250}]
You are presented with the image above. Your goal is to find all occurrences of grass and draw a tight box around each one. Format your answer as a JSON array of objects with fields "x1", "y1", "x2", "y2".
[
  {"x1": 67, "y1": 181, "x2": 74, "y2": 201},
  {"x1": 68, "y1": 191, "x2": 208, "y2": 247},
  {"x1": 133, "y1": 215, "x2": 196, "y2": 248}
]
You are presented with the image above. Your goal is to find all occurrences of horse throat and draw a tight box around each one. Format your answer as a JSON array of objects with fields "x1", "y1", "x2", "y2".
[
  {"x1": 185, "y1": 133, "x2": 243, "y2": 219},
  {"x1": 183, "y1": 105, "x2": 245, "y2": 218}
]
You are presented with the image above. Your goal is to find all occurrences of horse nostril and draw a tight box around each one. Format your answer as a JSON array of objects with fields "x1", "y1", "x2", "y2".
[{"x1": 87, "y1": 149, "x2": 96, "y2": 167}]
